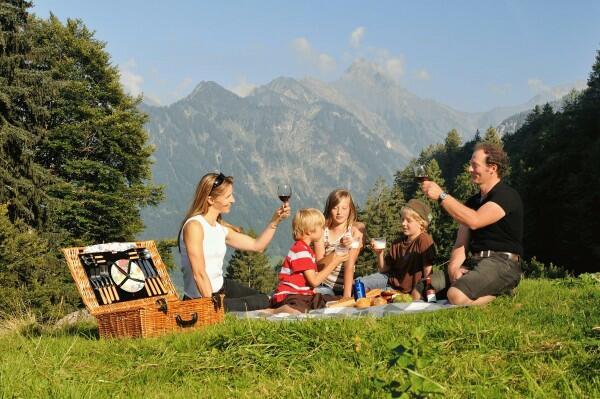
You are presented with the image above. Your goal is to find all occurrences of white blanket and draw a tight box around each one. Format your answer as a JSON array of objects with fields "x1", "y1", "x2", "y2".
[{"x1": 230, "y1": 300, "x2": 455, "y2": 321}]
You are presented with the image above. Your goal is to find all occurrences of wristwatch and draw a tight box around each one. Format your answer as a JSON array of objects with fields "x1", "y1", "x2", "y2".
[{"x1": 438, "y1": 191, "x2": 448, "y2": 203}]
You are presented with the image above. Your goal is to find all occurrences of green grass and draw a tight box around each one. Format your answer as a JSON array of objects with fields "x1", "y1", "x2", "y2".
[{"x1": 1, "y1": 277, "x2": 599, "y2": 398}]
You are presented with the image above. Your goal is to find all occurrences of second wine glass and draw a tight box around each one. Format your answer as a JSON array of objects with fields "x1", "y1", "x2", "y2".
[{"x1": 277, "y1": 184, "x2": 292, "y2": 203}]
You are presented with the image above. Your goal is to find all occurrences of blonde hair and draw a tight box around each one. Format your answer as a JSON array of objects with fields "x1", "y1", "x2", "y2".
[
  {"x1": 400, "y1": 206, "x2": 428, "y2": 232},
  {"x1": 178, "y1": 173, "x2": 238, "y2": 251},
  {"x1": 323, "y1": 189, "x2": 357, "y2": 229},
  {"x1": 292, "y1": 208, "x2": 325, "y2": 240}
]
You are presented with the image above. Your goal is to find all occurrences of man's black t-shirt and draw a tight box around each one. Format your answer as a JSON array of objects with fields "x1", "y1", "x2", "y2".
[{"x1": 465, "y1": 181, "x2": 523, "y2": 256}]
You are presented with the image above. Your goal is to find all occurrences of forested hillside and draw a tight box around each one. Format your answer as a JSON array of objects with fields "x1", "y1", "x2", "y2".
[
  {"x1": 356, "y1": 50, "x2": 600, "y2": 275},
  {"x1": 0, "y1": 1, "x2": 161, "y2": 318}
]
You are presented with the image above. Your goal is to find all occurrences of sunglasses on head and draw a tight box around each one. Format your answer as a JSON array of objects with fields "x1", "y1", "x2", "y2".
[{"x1": 211, "y1": 172, "x2": 226, "y2": 191}]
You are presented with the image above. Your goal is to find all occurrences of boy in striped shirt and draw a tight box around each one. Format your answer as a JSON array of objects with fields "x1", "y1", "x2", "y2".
[{"x1": 272, "y1": 208, "x2": 350, "y2": 313}]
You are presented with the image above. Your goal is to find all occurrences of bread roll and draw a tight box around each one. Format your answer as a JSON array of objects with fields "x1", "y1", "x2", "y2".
[
  {"x1": 365, "y1": 288, "x2": 382, "y2": 298},
  {"x1": 355, "y1": 297, "x2": 371, "y2": 309},
  {"x1": 325, "y1": 298, "x2": 356, "y2": 308},
  {"x1": 372, "y1": 297, "x2": 388, "y2": 306}
]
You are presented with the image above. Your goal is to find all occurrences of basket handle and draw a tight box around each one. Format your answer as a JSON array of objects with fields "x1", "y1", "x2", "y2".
[{"x1": 175, "y1": 313, "x2": 198, "y2": 328}]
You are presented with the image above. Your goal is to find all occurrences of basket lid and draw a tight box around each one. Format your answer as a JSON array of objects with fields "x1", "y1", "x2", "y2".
[{"x1": 62, "y1": 240, "x2": 179, "y2": 315}]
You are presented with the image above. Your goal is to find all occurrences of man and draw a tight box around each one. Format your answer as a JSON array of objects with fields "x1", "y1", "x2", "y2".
[{"x1": 421, "y1": 143, "x2": 523, "y2": 305}]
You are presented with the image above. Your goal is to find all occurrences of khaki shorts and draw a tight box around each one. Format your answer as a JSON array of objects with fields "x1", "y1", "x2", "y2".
[
  {"x1": 415, "y1": 255, "x2": 521, "y2": 300},
  {"x1": 453, "y1": 254, "x2": 522, "y2": 299}
]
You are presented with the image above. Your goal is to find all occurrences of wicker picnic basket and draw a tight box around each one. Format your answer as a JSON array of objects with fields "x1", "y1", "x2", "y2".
[{"x1": 62, "y1": 240, "x2": 224, "y2": 339}]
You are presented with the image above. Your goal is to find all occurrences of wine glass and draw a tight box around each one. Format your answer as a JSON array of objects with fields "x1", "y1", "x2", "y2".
[
  {"x1": 277, "y1": 184, "x2": 292, "y2": 204},
  {"x1": 413, "y1": 164, "x2": 429, "y2": 183}
]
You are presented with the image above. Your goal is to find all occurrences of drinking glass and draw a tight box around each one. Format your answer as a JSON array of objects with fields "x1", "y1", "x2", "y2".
[
  {"x1": 277, "y1": 184, "x2": 292, "y2": 203},
  {"x1": 413, "y1": 164, "x2": 429, "y2": 183},
  {"x1": 372, "y1": 237, "x2": 386, "y2": 250}
]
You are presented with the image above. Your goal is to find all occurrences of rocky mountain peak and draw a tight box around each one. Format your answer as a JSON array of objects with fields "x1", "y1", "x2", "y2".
[{"x1": 342, "y1": 58, "x2": 396, "y2": 88}]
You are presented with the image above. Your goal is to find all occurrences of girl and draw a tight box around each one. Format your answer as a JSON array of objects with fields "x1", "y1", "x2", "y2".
[{"x1": 314, "y1": 189, "x2": 364, "y2": 298}]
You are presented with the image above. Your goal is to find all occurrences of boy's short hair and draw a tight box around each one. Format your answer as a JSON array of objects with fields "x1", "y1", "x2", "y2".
[{"x1": 292, "y1": 208, "x2": 325, "y2": 240}]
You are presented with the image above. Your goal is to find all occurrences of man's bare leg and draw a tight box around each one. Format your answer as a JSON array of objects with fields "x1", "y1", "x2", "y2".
[{"x1": 447, "y1": 287, "x2": 496, "y2": 306}]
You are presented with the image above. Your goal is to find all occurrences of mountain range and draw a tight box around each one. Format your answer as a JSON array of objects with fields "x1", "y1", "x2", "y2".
[{"x1": 139, "y1": 59, "x2": 579, "y2": 256}]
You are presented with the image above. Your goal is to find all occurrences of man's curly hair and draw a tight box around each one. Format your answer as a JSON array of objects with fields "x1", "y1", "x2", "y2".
[{"x1": 474, "y1": 142, "x2": 509, "y2": 178}]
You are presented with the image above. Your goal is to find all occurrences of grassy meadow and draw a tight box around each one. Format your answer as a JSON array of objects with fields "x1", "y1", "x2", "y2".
[{"x1": 0, "y1": 277, "x2": 598, "y2": 398}]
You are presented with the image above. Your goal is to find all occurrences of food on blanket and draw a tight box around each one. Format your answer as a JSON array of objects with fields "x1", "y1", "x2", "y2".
[
  {"x1": 372, "y1": 297, "x2": 388, "y2": 306},
  {"x1": 325, "y1": 297, "x2": 356, "y2": 308},
  {"x1": 392, "y1": 293, "x2": 413, "y2": 303},
  {"x1": 355, "y1": 298, "x2": 371, "y2": 309},
  {"x1": 381, "y1": 289, "x2": 398, "y2": 297},
  {"x1": 365, "y1": 288, "x2": 382, "y2": 298}
]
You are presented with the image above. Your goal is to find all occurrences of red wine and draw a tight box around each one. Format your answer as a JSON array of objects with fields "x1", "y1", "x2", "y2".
[
  {"x1": 414, "y1": 176, "x2": 429, "y2": 183},
  {"x1": 278, "y1": 195, "x2": 291, "y2": 202}
]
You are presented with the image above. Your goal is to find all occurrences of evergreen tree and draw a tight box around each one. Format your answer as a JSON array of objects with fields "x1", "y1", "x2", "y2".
[
  {"x1": 225, "y1": 230, "x2": 277, "y2": 294},
  {"x1": 33, "y1": 16, "x2": 163, "y2": 242},
  {"x1": 0, "y1": 3, "x2": 164, "y2": 317},
  {"x1": 502, "y1": 49, "x2": 600, "y2": 272},
  {"x1": 452, "y1": 163, "x2": 478, "y2": 202},
  {"x1": 440, "y1": 129, "x2": 463, "y2": 192},
  {"x1": 1, "y1": 4, "x2": 162, "y2": 242},
  {"x1": 444, "y1": 128, "x2": 462, "y2": 151},
  {"x1": 483, "y1": 126, "x2": 502, "y2": 146},
  {"x1": 421, "y1": 160, "x2": 456, "y2": 262},
  {"x1": 0, "y1": 0, "x2": 56, "y2": 228},
  {"x1": 355, "y1": 178, "x2": 405, "y2": 277},
  {"x1": 0, "y1": 204, "x2": 79, "y2": 319}
]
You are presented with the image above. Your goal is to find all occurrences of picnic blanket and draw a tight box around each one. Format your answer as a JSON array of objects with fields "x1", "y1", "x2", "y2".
[{"x1": 230, "y1": 300, "x2": 455, "y2": 321}]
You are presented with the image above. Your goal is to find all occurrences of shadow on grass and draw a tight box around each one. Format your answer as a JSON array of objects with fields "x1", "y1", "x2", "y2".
[{"x1": 17, "y1": 321, "x2": 100, "y2": 340}]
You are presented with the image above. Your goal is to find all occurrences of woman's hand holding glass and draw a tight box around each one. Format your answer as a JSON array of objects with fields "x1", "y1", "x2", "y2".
[{"x1": 271, "y1": 202, "x2": 291, "y2": 225}]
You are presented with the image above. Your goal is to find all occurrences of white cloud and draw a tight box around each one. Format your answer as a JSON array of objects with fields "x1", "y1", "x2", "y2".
[
  {"x1": 350, "y1": 26, "x2": 366, "y2": 48},
  {"x1": 414, "y1": 69, "x2": 431, "y2": 81},
  {"x1": 291, "y1": 37, "x2": 337, "y2": 73},
  {"x1": 292, "y1": 37, "x2": 312, "y2": 57},
  {"x1": 385, "y1": 57, "x2": 405, "y2": 81},
  {"x1": 143, "y1": 92, "x2": 162, "y2": 106},
  {"x1": 365, "y1": 48, "x2": 405, "y2": 81},
  {"x1": 229, "y1": 77, "x2": 257, "y2": 97},
  {"x1": 119, "y1": 59, "x2": 143, "y2": 97}
]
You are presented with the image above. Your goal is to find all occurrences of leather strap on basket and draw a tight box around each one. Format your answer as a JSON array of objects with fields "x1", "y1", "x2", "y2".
[
  {"x1": 155, "y1": 298, "x2": 168, "y2": 314},
  {"x1": 175, "y1": 313, "x2": 198, "y2": 327},
  {"x1": 211, "y1": 293, "x2": 223, "y2": 311}
]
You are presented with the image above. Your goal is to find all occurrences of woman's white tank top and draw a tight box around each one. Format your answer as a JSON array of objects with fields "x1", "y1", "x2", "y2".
[{"x1": 179, "y1": 214, "x2": 228, "y2": 297}]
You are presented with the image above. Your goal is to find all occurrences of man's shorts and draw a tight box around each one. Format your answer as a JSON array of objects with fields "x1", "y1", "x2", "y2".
[{"x1": 453, "y1": 253, "x2": 522, "y2": 299}]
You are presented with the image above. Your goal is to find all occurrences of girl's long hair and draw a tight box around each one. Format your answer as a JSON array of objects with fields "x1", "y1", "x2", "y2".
[
  {"x1": 178, "y1": 172, "x2": 238, "y2": 251},
  {"x1": 323, "y1": 189, "x2": 357, "y2": 230}
]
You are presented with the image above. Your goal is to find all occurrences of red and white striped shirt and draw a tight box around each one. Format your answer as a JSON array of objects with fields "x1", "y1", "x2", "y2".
[{"x1": 272, "y1": 240, "x2": 317, "y2": 304}]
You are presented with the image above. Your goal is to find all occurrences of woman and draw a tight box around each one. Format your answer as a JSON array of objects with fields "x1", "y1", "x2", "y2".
[
  {"x1": 179, "y1": 172, "x2": 291, "y2": 312},
  {"x1": 314, "y1": 189, "x2": 364, "y2": 298}
]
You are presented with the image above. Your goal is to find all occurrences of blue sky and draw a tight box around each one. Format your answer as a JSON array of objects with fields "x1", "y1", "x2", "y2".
[{"x1": 32, "y1": 0, "x2": 600, "y2": 112}]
